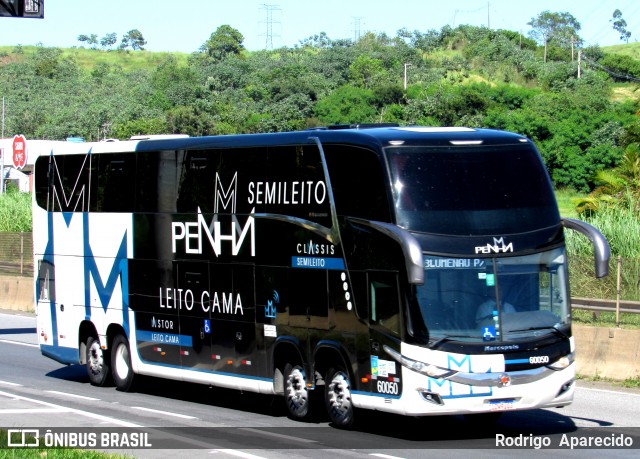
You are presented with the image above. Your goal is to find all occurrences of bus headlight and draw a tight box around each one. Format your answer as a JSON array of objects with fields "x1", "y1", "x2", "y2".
[
  {"x1": 383, "y1": 345, "x2": 456, "y2": 379},
  {"x1": 547, "y1": 352, "x2": 575, "y2": 371}
]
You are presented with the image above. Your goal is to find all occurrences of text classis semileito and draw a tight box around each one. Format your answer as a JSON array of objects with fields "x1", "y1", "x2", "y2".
[{"x1": 247, "y1": 180, "x2": 327, "y2": 205}]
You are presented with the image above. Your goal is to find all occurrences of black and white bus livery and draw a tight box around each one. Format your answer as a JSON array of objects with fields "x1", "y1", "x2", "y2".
[{"x1": 33, "y1": 126, "x2": 610, "y2": 428}]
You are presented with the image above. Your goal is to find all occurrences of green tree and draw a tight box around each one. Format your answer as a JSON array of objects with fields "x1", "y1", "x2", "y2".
[
  {"x1": 112, "y1": 117, "x2": 169, "y2": 139},
  {"x1": 100, "y1": 33, "x2": 118, "y2": 50},
  {"x1": 77, "y1": 34, "x2": 98, "y2": 48},
  {"x1": 201, "y1": 25, "x2": 245, "y2": 60},
  {"x1": 575, "y1": 143, "x2": 640, "y2": 216},
  {"x1": 120, "y1": 29, "x2": 147, "y2": 50},
  {"x1": 314, "y1": 85, "x2": 377, "y2": 124},
  {"x1": 347, "y1": 55, "x2": 385, "y2": 89},
  {"x1": 150, "y1": 56, "x2": 199, "y2": 109},
  {"x1": 611, "y1": 9, "x2": 631, "y2": 43},
  {"x1": 528, "y1": 11, "x2": 581, "y2": 62}
]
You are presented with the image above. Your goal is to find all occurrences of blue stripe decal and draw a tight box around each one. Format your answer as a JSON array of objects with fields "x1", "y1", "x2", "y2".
[
  {"x1": 352, "y1": 390, "x2": 401, "y2": 400},
  {"x1": 136, "y1": 357, "x2": 271, "y2": 382},
  {"x1": 136, "y1": 330, "x2": 193, "y2": 347},
  {"x1": 506, "y1": 359, "x2": 530, "y2": 364},
  {"x1": 41, "y1": 344, "x2": 80, "y2": 365},
  {"x1": 291, "y1": 256, "x2": 345, "y2": 270}
]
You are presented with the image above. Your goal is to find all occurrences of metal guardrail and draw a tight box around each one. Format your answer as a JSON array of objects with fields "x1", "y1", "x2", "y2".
[
  {"x1": 572, "y1": 297, "x2": 640, "y2": 314},
  {"x1": 0, "y1": 232, "x2": 33, "y2": 277}
]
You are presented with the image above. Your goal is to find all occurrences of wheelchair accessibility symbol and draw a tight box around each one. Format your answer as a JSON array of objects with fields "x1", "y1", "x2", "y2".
[
  {"x1": 204, "y1": 319, "x2": 211, "y2": 334},
  {"x1": 482, "y1": 326, "x2": 496, "y2": 341}
]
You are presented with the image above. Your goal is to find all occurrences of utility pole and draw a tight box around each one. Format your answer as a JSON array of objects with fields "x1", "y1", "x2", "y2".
[
  {"x1": 1, "y1": 97, "x2": 4, "y2": 194},
  {"x1": 487, "y1": 1, "x2": 490, "y2": 29},
  {"x1": 404, "y1": 63, "x2": 412, "y2": 91},
  {"x1": 578, "y1": 50, "x2": 582, "y2": 79}
]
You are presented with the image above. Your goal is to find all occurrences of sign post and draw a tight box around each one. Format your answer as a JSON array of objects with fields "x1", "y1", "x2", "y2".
[{"x1": 12, "y1": 134, "x2": 27, "y2": 169}]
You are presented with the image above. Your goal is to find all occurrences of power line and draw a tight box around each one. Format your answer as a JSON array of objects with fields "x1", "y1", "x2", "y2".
[
  {"x1": 582, "y1": 55, "x2": 640, "y2": 83},
  {"x1": 259, "y1": 4, "x2": 281, "y2": 50},
  {"x1": 352, "y1": 16, "x2": 364, "y2": 42}
]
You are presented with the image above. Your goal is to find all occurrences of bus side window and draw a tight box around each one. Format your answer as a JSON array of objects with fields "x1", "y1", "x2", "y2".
[
  {"x1": 93, "y1": 153, "x2": 136, "y2": 212},
  {"x1": 34, "y1": 156, "x2": 51, "y2": 210},
  {"x1": 324, "y1": 145, "x2": 391, "y2": 222},
  {"x1": 370, "y1": 273, "x2": 400, "y2": 336},
  {"x1": 45, "y1": 154, "x2": 91, "y2": 212}
]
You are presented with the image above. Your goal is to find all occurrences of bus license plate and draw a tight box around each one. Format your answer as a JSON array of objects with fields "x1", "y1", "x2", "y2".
[{"x1": 488, "y1": 399, "x2": 515, "y2": 411}]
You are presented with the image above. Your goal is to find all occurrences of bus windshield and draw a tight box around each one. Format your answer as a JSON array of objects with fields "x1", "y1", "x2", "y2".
[
  {"x1": 386, "y1": 144, "x2": 560, "y2": 235},
  {"x1": 412, "y1": 248, "x2": 570, "y2": 343}
]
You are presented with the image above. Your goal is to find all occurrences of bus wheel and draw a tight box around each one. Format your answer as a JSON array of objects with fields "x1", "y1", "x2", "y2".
[
  {"x1": 325, "y1": 367, "x2": 355, "y2": 429},
  {"x1": 283, "y1": 363, "x2": 312, "y2": 421},
  {"x1": 86, "y1": 336, "x2": 111, "y2": 387},
  {"x1": 111, "y1": 334, "x2": 135, "y2": 392}
]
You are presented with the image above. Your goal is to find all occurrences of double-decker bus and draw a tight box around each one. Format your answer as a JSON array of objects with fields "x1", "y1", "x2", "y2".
[{"x1": 33, "y1": 126, "x2": 609, "y2": 428}]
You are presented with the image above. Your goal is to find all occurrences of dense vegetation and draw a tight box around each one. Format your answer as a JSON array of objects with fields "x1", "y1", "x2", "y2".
[
  {"x1": 2, "y1": 22, "x2": 640, "y2": 193},
  {"x1": 0, "y1": 185, "x2": 31, "y2": 232}
]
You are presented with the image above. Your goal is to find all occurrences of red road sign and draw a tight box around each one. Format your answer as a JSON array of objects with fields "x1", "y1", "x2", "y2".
[{"x1": 12, "y1": 134, "x2": 27, "y2": 169}]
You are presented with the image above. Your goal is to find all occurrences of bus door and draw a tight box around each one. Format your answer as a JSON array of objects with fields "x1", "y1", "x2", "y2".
[
  {"x1": 367, "y1": 271, "x2": 403, "y2": 398},
  {"x1": 205, "y1": 263, "x2": 258, "y2": 377},
  {"x1": 229, "y1": 264, "x2": 257, "y2": 376},
  {"x1": 175, "y1": 261, "x2": 212, "y2": 371},
  {"x1": 287, "y1": 267, "x2": 331, "y2": 347}
]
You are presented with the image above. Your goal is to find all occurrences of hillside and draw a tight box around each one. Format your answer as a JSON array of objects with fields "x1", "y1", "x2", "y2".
[
  {"x1": 1, "y1": 40, "x2": 639, "y2": 84},
  {"x1": 1, "y1": 25, "x2": 640, "y2": 195},
  {"x1": 0, "y1": 44, "x2": 190, "y2": 72}
]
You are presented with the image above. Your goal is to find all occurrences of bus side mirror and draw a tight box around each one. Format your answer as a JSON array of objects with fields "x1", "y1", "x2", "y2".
[{"x1": 561, "y1": 217, "x2": 611, "y2": 278}]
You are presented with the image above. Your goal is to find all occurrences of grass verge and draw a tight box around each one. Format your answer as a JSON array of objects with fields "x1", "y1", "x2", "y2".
[
  {"x1": 572, "y1": 309, "x2": 640, "y2": 329},
  {"x1": 577, "y1": 373, "x2": 640, "y2": 390},
  {"x1": 0, "y1": 431, "x2": 131, "y2": 458}
]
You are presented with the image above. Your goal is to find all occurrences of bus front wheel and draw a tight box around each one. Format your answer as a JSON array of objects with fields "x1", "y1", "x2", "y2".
[
  {"x1": 283, "y1": 363, "x2": 312, "y2": 421},
  {"x1": 325, "y1": 367, "x2": 355, "y2": 429},
  {"x1": 111, "y1": 334, "x2": 135, "y2": 392},
  {"x1": 86, "y1": 336, "x2": 111, "y2": 387}
]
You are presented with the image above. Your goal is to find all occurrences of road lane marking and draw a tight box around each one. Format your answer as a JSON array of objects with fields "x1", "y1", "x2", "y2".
[
  {"x1": 0, "y1": 390, "x2": 141, "y2": 427},
  {"x1": 213, "y1": 450, "x2": 268, "y2": 459},
  {"x1": 0, "y1": 339, "x2": 38, "y2": 348},
  {"x1": 46, "y1": 390, "x2": 101, "y2": 401},
  {"x1": 578, "y1": 387, "x2": 640, "y2": 398},
  {"x1": 239, "y1": 427, "x2": 317, "y2": 443},
  {"x1": 131, "y1": 406, "x2": 198, "y2": 419},
  {"x1": 0, "y1": 408, "x2": 68, "y2": 414}
]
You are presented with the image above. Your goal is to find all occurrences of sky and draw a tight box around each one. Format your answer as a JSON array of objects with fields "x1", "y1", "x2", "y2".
[{"x1": 1, "y1": 0, "x2": 640, "y2": 53}]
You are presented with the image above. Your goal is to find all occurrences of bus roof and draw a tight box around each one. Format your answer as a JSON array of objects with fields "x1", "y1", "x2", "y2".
[
  {"x1": 24, "y1": 126, "x2": 532, "y2": 158},
  {"x1": 132, "y1": 126, "x2": 531, "y2": 153}
]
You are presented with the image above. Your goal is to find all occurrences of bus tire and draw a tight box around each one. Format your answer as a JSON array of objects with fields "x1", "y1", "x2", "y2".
[
  {"x1": 86, "y1": 336, "x2": 111, "y2": 387},
  {"x1": 111, "y1": 334, "x2": 136, "y2": 392},
  {"x1": 325, "y1": 366, "x2": 355, "y2": 429},
  {"x1": 283, "y1": 363, "x2": 312, "y2": 421}
]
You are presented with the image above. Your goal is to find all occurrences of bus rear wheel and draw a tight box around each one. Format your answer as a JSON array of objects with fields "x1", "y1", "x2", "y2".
[
  {"x1": 325, "y1": 367, "x2": 355, "y2": 429},
  {"x1": 111, "y1": 334, "x2": 135, "y2": 392},
  {"x1": 86, "y1": 336, "x2": 111, "y2": 387},
  {"x1": 283, "y1": 363, "x2": 312, "y2": 421}
]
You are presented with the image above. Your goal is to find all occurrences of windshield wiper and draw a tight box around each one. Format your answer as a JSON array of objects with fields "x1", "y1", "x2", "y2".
[
  {"x1": 508, "y1": 325, "x2": 569, "y2": 340},
  {"x1": 428, "y1": 335, "x2": 473, "y2": 349}
]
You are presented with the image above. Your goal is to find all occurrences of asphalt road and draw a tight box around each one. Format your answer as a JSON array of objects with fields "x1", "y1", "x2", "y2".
[{"x1": 1, "y1": 310, "x2": 639, "y2": 458}]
